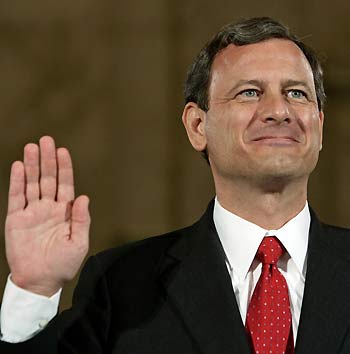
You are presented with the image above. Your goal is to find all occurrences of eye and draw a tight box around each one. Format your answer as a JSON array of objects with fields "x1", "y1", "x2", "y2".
[
  {"x1": 238, "y1": 89, "x2": 260, "y2": 98},
  {"x1": 287, "y1": 89, "x2": 307, "y2": 100}
]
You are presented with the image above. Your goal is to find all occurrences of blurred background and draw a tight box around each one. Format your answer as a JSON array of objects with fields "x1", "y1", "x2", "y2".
[{"x1": 0, "y1": 0, "x2": 349, "y2": 310}]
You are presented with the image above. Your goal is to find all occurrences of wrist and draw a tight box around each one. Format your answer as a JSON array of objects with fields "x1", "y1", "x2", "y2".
[{"x1": 10, "y1": 274, "x2": 62, "y2": 297}]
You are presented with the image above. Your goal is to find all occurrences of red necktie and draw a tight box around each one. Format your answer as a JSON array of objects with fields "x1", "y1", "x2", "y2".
[{"x1": 246, "y1": 236, "x2": 294, "y2": 354}]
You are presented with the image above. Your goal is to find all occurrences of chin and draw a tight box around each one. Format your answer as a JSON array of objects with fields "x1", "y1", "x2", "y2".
[{"x1": 250, "y1": 158, "x2": 317, "y2": 186}]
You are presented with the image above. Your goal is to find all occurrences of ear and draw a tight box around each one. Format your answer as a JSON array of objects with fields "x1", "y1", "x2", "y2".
[
  {"x1": 182, "y1": 102, "x2": 207, "y2": 152},
  {"x1": 318, "y1": 110, "x2": 324, "y2": 151}
]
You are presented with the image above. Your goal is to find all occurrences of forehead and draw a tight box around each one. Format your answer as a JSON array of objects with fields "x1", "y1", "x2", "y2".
[{"x1": 209, "y1": 39, "x2": 315, "y2": 90}]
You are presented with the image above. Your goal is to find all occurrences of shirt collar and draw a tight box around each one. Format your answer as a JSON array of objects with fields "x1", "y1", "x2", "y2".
[{"x1": 213, "y1": 197, "x2": 310, "y2": 282}]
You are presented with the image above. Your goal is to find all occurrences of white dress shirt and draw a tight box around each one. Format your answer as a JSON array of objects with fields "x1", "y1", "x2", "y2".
[
  {"x1": 0, "y1": 199, "x2": 310, "y2": 343},
  {"x1": 213, "y1": 198, "x2": 310, "y2": 343},
  {"x1": 0, "y1": 276, "x2": 61, "y2": 342}
]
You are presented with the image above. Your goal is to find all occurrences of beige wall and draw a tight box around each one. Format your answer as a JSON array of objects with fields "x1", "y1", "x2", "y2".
[{"x1": 0, "y1": 0, "x2": 349, "y2": 309}]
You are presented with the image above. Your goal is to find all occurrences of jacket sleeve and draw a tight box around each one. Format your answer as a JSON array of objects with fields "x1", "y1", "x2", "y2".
[{"x1": 0, "y1": 255, "x2": 112, "y2": 354}]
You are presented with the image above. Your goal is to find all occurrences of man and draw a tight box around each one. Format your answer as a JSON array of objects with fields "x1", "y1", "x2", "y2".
[{"x1": 1, "y1": 16, "x2": 350, "y2": 354}]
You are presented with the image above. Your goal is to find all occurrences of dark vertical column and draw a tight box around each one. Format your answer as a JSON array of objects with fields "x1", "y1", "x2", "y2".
[{"x1": 164, "y1": 0, "x2": 189, "y2": 228}]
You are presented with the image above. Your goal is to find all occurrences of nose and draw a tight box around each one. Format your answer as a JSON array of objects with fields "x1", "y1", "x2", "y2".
[{"x1": 257, "y1": 93, "x2": 291, "y2": 124}]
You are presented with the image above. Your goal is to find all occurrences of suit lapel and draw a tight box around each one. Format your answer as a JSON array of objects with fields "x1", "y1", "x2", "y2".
[
  {"x1": 159, "y1": 202, "x2": 251, "y2": 354},
  {"x1": 295, "y1": 211, "x2": 350, "y2": 354},
  {"x1": 157, "y1": 203, "x2": 350, "y2": 353}
]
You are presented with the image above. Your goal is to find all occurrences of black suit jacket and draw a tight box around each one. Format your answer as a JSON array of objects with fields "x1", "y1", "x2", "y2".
[{"x1": 2, "y1": 201, "x2": 350, "y2": 353}]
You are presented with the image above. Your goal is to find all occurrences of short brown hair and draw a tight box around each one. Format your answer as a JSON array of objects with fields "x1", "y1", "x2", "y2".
[{"x1": 184, "y1": 17, "x2": 326, "y2": 112}]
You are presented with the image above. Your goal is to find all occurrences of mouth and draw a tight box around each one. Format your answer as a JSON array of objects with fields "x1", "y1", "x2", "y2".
[{"x1": 251, "y1": 136, "x2": 300, "y2": 145}]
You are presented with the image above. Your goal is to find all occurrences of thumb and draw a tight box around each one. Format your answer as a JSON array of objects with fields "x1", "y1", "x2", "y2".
[{"x1": 71, "y1": 195, "x2": 91, "y2": 244}]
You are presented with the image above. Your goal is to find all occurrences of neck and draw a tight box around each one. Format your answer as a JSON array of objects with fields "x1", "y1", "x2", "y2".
[{"x1": 215, "y1": 176, "x2": 308, "y2": 230}]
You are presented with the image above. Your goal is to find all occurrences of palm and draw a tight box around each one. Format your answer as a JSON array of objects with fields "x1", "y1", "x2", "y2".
[
  {"x1": 8, "y1": 199, "x2": 69, "y2": 233},
  {"x1": 7, "y1": 199, "x2": 79, "y2": 276},
  {"x1": 5, "y1": 137, "x2": 90, "y2": 296}
]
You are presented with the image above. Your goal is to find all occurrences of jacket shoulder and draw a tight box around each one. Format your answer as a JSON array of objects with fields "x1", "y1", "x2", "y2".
[
  {"x1": 93, "y1": 227, "x2": 188, "y2": 271},
  {"x1": 74, "y1": 224, "x2": 195, "y2": 295},
  {"x1": 317, "y1": 220, "x2": 350, "y2": 258},
  {"x1": 321, "y1": 223, "x2": 350, "y2": 235}
]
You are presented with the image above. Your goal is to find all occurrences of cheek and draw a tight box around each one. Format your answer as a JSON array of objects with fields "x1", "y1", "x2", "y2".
[
  {"x1": 205, "y1": 104, "x2": 257, "y2": 155},
  {"x1": 206, "y1": 112, "x2": 235, "y2": 150},
  {"x1": 308, "y1": 111, "x2": 323, "y2": 140},
  {"x1": 298, "y1": 109, "x2": 323, "y2": 155}
]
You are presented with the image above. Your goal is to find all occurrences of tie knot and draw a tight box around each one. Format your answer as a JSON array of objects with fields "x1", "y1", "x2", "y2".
[{"x1": 256, "y1": 236, "x2": 285, "y2": 265}]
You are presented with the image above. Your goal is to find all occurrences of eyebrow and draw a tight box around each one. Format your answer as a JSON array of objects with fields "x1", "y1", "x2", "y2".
[{"x1": 281, "y1": 79, "x2": 311, "y2": 89}]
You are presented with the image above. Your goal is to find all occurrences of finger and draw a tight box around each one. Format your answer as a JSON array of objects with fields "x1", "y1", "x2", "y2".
[
  {"x1": 8, "y1": 161, "x2": 26, "y2": 214},
  {"x1": 57, "y1": 147, "x2": 75, "y2": 202},
  {"x1": 71, "y1": 195, "x2": 90, "y2": 248},
  {"x1": 39, "y1": 136, "x2": 57, "y2": 199},
  {"x1": 24, "y1": 143, "x2": 40, "y2": 203}
]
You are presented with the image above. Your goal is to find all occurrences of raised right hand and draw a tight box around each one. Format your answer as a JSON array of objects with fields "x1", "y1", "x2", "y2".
[{"x1": 5, "y1": 136, "x2": 90, "y2": 297}]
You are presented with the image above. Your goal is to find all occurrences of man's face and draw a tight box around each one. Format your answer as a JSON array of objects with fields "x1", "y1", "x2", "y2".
[{"x1": 203, "y1": 38, "x2": 324, "y2": 185}]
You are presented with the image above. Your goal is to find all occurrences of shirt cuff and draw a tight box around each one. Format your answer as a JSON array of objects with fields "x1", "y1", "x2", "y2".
[{"x1": 0, "y1": 275, "x2": 61, "y2": 343}]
